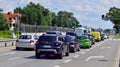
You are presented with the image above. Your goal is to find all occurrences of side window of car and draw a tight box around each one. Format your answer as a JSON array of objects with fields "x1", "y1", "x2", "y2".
[{"x1": 34, "y1": 35, "x2": 39, "y2": 40}]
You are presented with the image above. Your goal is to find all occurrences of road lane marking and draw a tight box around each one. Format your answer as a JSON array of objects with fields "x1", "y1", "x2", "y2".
[
  {"x1": 8, "y1": 57, "x2": 20, "y2": 61},
  {"x1": 74, "y1": 55, "x2": 80, "y2": 58},
  {"x1": 54, "y1": 65, "x2": 60, "y2": 67},
  {"x1": 101, "y1": 47, "x2": 111, "y2": 49},
  {"x1": 85, "y1": 55, "x2": 104, "y2": 61},
  {"x1": 64, "y1": 59, "x2": 72, "y2": 63},
  {"x1": 0, "y1": 51, "x2": 16, "y2": 56},
  {"x1": 80, "y1": 52, "x2": 85, "y2": 54},
  {"x1": 86, "y1": 49, "x2": 90, "y2": 51}
]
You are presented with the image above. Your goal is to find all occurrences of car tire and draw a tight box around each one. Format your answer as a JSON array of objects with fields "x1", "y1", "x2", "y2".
[
  {"x1": 77, "y1": 47, "x2": 80, "y2": 51},
  {"x1": 57, "y1": 53, "x2": 63, "y2": 59},
  {"x1": 35, "y1": 51, "x2": 40, "y2": 59},
  {"x1": 65, "y1": 52, "x2": 69, "y2": 56},
  {"x1": 16, "y1": 47, "x2": 20, "y2": 50}
]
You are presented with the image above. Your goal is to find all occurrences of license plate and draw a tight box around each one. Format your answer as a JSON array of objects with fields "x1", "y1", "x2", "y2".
[{"x1": 43, "y1": 45, "x2": 51, "y2": 48}]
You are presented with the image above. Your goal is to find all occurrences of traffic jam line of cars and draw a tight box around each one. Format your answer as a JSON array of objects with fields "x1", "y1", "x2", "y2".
[{"x1": 15, "y1": 31, "x2": 109, "y2": 59}]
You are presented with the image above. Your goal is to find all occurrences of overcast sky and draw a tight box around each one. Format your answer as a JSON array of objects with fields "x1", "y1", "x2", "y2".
[{"x1": 1, "y1": 0, "x2": 119, "y2": 29}]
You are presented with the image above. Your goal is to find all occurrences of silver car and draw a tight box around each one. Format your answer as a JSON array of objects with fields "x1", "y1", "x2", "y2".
[{"x1": 16, "y1": 34, "x2": 39, "y2": 50}]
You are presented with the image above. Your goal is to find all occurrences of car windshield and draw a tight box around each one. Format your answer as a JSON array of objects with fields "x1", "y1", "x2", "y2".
[
  {"x1": 38, "y1": 36, "x2": 56, "y2": 42},
  {"x1": 77, "y1": 36, "x2": 87, "y2": 40},
  {"x1": 19, "y1": 35, "x2": 32, "y2": 39}
]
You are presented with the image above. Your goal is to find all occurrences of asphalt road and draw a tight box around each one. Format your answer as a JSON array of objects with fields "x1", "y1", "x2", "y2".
[{"x1": 0, "y1": 37, "x2": 120, "y2": 67}]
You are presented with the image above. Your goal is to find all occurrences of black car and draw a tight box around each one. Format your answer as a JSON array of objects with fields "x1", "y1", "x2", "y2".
[
  {"x1": 82, "y1": 34, "x2": 95, "y2": 45},
  {"x1": 100, "y1": 34, "x2": 105, "y2": 41},
  {"x1": 35, "y1": 34, "x2": 69, "y2": 59},
  {"x1": 66, "y1": 32, "x2": 77, "y2": 38},
  {"x1": 65, "y1": 35, "x2": 80, "y2": 53},
  {"x1": 46, "y1": 31, "x2": 62, "y2": 37}
]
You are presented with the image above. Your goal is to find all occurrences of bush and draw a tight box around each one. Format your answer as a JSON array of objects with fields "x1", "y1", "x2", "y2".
[
  {"x1": 115, "y1": 34, "x2": 120, "y2": 38},
  {"x1": 0, "y1": 30, "x2": 15, "y2": 39}
]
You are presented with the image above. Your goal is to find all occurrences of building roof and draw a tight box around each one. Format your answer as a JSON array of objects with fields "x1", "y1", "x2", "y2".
[{"x1": 4, "y1": 12, "x2": 22, "y2": 22}]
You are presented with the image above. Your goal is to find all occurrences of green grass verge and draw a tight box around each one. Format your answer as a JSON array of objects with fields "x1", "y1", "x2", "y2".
[
  {"x1": 0, "y1": 30, "x2": 18, "y2": 39},
  {"x1": 114, "y1": 34, "x2": 120, "y2": 38}
]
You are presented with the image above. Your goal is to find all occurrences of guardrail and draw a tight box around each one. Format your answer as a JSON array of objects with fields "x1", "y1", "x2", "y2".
[{"x1": 0, "y1": 39, "x2": 16, "y2": 47}]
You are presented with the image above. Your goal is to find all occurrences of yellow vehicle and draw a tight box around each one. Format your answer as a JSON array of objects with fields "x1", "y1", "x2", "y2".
[{"x1": 91, "y1": 32, "x2": 101, "y2": 41}]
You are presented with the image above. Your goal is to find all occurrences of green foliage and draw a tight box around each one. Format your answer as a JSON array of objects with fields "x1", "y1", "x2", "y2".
[
  {"x1": 0, "y1": 9, "x2": 9, "y2": 31},
  {"x1": 0, "y1": 30, "x2": 13, "y2": 39},
  {"x1": 103, "y1": 7, "x2": 120, "y2": 33},
  {"x1": 14, "y1": 2, "x2": 80, "y2": 28},
  {"x1": 115, "y1": 34, "x2": 120, "y2": 38}
]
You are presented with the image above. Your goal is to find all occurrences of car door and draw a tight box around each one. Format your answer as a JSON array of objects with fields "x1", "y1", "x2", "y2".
[{"x1": 58, "y1": 37, "x2": 68, "y2": 53}]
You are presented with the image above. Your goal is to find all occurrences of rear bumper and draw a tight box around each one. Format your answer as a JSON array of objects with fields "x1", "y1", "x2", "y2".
[
  {"x1": 37, "y1": 49, "x2": 60, "y2": 54},
  {"x1": 16, "y1": 44, "x2": 35, "y2": 48}
]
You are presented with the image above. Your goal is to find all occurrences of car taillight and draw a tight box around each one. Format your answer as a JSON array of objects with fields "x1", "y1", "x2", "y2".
[
  {"x1": 30, "y1": 40, "x2": 34, "y2": 43},
  {"x1": 54, "y1": 42, "x2": 59, "y2": 46},
  {"x1": 85, "y1": 40, "x2": 89, "y2": 42},
  {"x1": 70, "y1": 41, "x2": 75, "y2": 45},
  {"x1": 16, "y1": 40, "x2": 19, "y2": 42}
]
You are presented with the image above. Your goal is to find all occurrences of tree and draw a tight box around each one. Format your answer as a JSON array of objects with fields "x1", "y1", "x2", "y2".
[
  {"x1": 14, "y1": 2, "x2": 80, "y2": 28},
  {"x1": 57, "y1": 11, "x2": 79, "y2": 28},
  {"x1": 102, "y1": 7, "x2": 120, "y2": 33},
  {"x1": 14, "y1": 2, "x2": 50, "y2": 26},
  {"x1": 0, "y1": 8, "x2": 9, "y2": 30}
]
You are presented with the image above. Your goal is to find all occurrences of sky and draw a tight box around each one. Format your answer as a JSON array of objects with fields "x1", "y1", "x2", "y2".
[{"x1": 1, "y1": 0, "x2": 120, "y2": 29}]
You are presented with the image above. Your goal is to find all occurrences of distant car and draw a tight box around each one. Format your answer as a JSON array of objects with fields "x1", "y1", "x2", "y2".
[
  {"x1": 16, "y1": 34, "x2": 39, "y2": 50},
  {"x1": 46, "y1": 31, "x2": 62, "y2": 37},
  {"x1": 77, "y1": 35, "x2": 92, "y2": 48},
  {"x1": 103, "y1": 33, "x2": 109, "y2": 39},
  {"x1": 65, "y1": 35, "x2": 80, "y2": 53},
  {"x1": 100, "y1": 34, "x2": 105, "y2": 41},
  {"x1": 35, "y1": 34, "x2": 69, "y2": 59},
  {"x1": 66, "y1": 32, "x2": 77, "y2": 37},
  {"x1": 91, "y1": 32, "x2": 101, "y2": 42},
  {"x1": 82, "y1": 34, "x2": 95, "y2": 45}
]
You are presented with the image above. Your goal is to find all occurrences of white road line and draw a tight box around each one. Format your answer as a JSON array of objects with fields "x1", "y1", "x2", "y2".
[
  {"x1": 80, "y1": 52, "x2": 85, "y2": 54},
  {"x1": 0, "y1": 52, "x2": 16, "y2": 56},
  {"x1": 86, "y1": 49, "x2": 90, "y2": 51},
  {"x1": 109, "y1": 39, "x2": 112, "y2": 40},
  {"x1": 74, "y1": 55, "x2": 80, "y2": 58},
  {"x1": 64, "y1": 59, "x2": 72, "y2": 63},
  {"x1": 54, "y1": 65, "x2": 60, "y2": 67},
  {"x1": 101, "y1": 47, "x2": 111, "y2": 49},
  {"x1": 114, "y1": 39, "x2": 116, "y2": 40},
  {"x1": 85, "y1": 55, "x2": 104, "y2": 61},
  {"x1": 8, "y1": 57, "x2": 20, "y2": 61}
]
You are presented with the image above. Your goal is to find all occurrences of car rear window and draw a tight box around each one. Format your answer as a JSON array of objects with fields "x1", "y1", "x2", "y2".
[
  {"x1": 77, "y1": 36, "x2": 87, "y2": 40},
  {"x1": 19, "y1": 35, "x2": 32, "y2": 39},
  {"x1": 38, "y1": 36, "x2": 56, "y2": 42},
  {"x1": 66, "y1": 32, "x2": 75, "y2": 36},
  {"x1": 65, "y1": 36, "x2": 74, "y2": 42}
]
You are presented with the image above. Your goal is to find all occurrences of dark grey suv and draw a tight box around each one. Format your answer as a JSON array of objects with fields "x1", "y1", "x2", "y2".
[{"x1": 35, "y1": 34, "x2": 69, "y2": 59}]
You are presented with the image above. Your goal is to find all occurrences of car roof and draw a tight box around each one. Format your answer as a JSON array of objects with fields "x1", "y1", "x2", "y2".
[{"x1": 41, "y1": 34, "x2": 58, "y2": 37}]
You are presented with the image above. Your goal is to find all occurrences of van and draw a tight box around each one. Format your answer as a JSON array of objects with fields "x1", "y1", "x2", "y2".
[{"x1": 91, "y1": 32, "x2": 101, "y2": 41}]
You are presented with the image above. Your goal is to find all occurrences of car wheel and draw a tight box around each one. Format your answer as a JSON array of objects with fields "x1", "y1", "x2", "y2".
[
  {"x1": 35, "y1": 51, "x2": 40, "y2": 59},
  {"x1": 65, "y1": 52, "x2": 69, "y2": 56},
  {"x1": 77, "y1": 47, "x2": 80, "y2": 51},
  {"x1": 16, "y1": 47, "x2": 20, "y2": 50},
  {"x1": 57, "y1": 53, "x2": 63, "y2": 59}
]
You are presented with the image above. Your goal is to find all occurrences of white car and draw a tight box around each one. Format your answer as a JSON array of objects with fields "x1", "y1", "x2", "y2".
[
  {"x1": 104, "y1": 34, "x2": 109, "y2": 39},
  {"x1": 16, "y1": 34, "x2": 39, "y2": 50}
]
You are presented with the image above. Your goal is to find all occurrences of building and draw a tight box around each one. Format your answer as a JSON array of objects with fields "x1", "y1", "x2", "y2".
[{"x1": 4, "y1": 12, "x2": 22, "y2": 30}]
